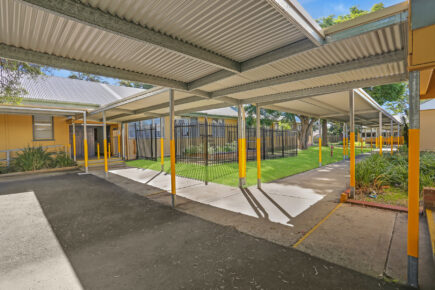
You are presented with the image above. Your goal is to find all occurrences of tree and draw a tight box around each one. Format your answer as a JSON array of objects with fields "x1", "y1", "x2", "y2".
[
  {"x1": 321, "y1": 119, "x2": 328, "y2": 146},
  {"x1": 68, "y1": 72, "x2": 105, "y2": 83},
  {"x1": 0, "y1": 58, "x2": 43, "y2": 104},
  {"x1": 317, "y1": 3, "x2": 407, "y2": 116},
  {"x1": 118, "y1": 80, "x2": 153, "y2": 90}
]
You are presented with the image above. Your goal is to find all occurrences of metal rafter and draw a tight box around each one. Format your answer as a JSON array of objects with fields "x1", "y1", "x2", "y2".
[{"x1": 210, "y1": 50, "x2": 405, "y2": 98}]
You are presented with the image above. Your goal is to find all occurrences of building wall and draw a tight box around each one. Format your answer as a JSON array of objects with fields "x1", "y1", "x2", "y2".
[
  {"x1": 0, "y1": 114, "x2": 69, "y2": 152},
  {"x1": 421, "y1": 109, "x2": 435, "y2": 151}
]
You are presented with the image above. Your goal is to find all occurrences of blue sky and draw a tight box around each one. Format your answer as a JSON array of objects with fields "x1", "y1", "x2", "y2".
[
  {"x1": 48, "y1": 0, "x2": 403, "y2": 84},
  {"x1": 299, "y1": 0, "x2": 403, "y2": 19}
]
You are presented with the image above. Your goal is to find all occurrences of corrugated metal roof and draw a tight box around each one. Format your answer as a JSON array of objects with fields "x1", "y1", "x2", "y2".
[
  {"x1": 83, "y1": 0, "x2": 306, "y2": 62},
  {"x1": 19, "y1": 75, "x2": 145, "y2": 106},
  {"x1": 421, "y1": 99, "x2": 435, "y2": 111}
]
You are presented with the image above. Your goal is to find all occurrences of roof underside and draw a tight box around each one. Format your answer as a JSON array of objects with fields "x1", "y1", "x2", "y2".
[{"x1": 0, "y1": 0, "x2": 408, "y2": 124}]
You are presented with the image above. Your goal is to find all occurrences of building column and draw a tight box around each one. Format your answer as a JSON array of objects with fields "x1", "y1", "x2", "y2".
[
  {"x1": 407, "y1": 70, "x2": 420, "y2": 288},
  {"x1": 72, "y1": 121, "x2": 76, "y2": 162},
  {"x1": 83, "y1": 111, "x2": 88, "y2": 173},
  {"x1": 122, "y1": 123, "x2": 126, "y2": 160},
  {"x1": 343, "y1": 123, "x2": 346, "y2": 160},
  {"x1": 160, "y1": 117, "x2": 164, "y2": 171},
  {"x1": 349, "y1": 91, "x2": 355, "y2": 198},
  {"x1": 379, "y1": 112, "x2": 383, "y2": 156},
  {"x1": 169, "y1": 89, "x2": 176, "y2": 207},
  {"x1": 238, "y1": 104, "x2": 246, "y2": 187},
  {"x1": 103, "y1": 111, "x2": 108, "y2": 178},
  {"x1": 318, "y1": 119, "x2": 322, "y2": 167},
  {"x1": 256, "y1": 104, "x2": 261, "y2": 189}
]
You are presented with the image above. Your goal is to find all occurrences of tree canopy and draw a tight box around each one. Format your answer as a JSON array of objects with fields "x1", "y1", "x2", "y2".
[
  {"x1": 118, "y1": 80, "x2": 153, "y2": 90},
  {"x1": 0, "y1": 58, "x2": 43, "y2": 104},
  {"x1": 68, "y1": 72, "x2": 106, "y2": 83}
]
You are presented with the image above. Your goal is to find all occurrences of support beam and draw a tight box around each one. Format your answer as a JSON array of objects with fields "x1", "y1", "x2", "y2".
[
  {"x1": 256, "y1": 105, "x2": 261, "y2": 189},
  {"x1": 210, "y1": 50, "x2": 404, "y2": 98},
  {"x1": 318, "y1": 119, "x2": 322, "y2": 167},
  {"x1": 244, "y1": 74, "x2": 407, "y2": 105},
  {"x1": 187, "y1": 39, "x2": 315, "y2": 90},
  {"x1": 21, "y1": 0, "x2": 240, "y2": 73},
  {"x1": 122, "y1": 123, "x2": 126, "y2": 160},
  {"x1": 343, "y1": 123, "x2": 346, "y2": 160},
  {"x1": 169, "y1": 89, "x2": 176, "y2": 207},
  {"x1": 238, "y1": 104, "x2": 246, "y2": 187},
  {"x1": 72, "y1": 122, "x2": 76, "y2": 162},
  {"x1": 103, "y1": 111, "x2": 108, "y2": 178},
  {"x1": 160, "y1": 117, "x2": 164, "y2": 171},
  {"x1": 349, "y1": 91, "x2": 355, "y2": 198},
  {"x1": 0, "y1": 44, "x2": 186, "y2": 90},
  {"x1": 83, "y1": 111, "x2": 88, "y2": 173},
  {"x1": 379, "y1": 112, "x2": 383, "y2": 156},
  {"x1": 407, "y1": 70, "x2": 420, "y2": 288}
]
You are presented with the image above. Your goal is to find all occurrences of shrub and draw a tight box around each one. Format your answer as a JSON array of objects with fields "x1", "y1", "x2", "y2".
[
  {"x1": 13, "y1": 146, "x2": 52, "y2": 171},
  {"x1": 52, "y1": 152, "x2": 76, "y2": 167}
]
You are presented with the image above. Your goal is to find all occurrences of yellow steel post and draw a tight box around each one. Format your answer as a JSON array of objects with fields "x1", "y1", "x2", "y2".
[
  {"x1": 103, "y1": 111, "x2": 108, "y2": 177},
  {"x1": 342, "y1": 123, "x2": 346, "y2": 160},
  {"x1": 397, "y1": 123, "x2": 401, "y2": 151},
  {"x1": 407, "y1": 70, "x2": 420, "y2": 287},
  {"x1": 118, "y1": 130, "x2": 121, "y2": 158},
  {"x1": 318, "y1": 119, "x2": 322, "y2": 167},
  {"x1": 256, "y1": 105, "x2": 261, "y2": 189},
  {"x1": 160, "y1": 117, "x2": 164, "y2": 171},
  {"x1": 169, "y1": 89, "x2": 176, "y2": 207},
  {"x1": 72, "y1": 122, "x2": 77, "y2": 162},
  {"x1": 238, "y1": 104, "x2": 246, "y2": 187},
  {"x1": 108, "y1": 143, "x2": 111, "y2": 159},
  {"x1": 97, "y1": 142, "x2": 100, "y2": 160},
  {"x1": 349, "y1": 91, "x2": 355, "y2": 198},
  {"x1": 83, "y1": 111, "x2": 88, "y2": 173}
]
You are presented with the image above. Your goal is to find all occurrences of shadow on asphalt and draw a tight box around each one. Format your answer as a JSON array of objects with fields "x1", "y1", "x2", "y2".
[{"x1": 0, "y1": 173, "x2": 409, "y2": 290}]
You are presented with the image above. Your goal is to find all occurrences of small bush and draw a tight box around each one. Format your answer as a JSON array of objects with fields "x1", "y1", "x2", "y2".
[
  {"x1": 13, "y1": 146, "x2": 52, "y2": 171},
  {"x1": 52, "y1": 152, "x2": 76, "y2": 167}
]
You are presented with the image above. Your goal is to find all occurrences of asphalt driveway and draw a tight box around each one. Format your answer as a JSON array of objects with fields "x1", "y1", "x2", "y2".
[{"x1": 0, "y1": 173, "x2": 408, "y2": 289}]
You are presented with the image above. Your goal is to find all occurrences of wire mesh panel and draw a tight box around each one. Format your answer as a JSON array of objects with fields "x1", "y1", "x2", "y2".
[
  {"x1": 135, "y1": 124, "x2": 157, "y2": 160},
  {"x1": 261, "y1": 128, "x2": 298, "y2": 159}
]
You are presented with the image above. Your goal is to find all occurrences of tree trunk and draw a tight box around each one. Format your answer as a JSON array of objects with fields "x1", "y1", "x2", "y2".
[
  {"x1": 322, "y1": 119, "x2": 328, "y2": 146},
  {"x1": 297, "y1": 116, "x2": 316, "y2": 149}
]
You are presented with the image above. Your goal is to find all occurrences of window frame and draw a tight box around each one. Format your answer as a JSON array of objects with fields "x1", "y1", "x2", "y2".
[{"x1": 32, "y1": 115, "x2": 54, "y2": 141}]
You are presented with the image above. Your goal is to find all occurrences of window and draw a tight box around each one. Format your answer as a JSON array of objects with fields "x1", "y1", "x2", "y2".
[
  {"x1": 33, "y1": 115, "x2": 53, "y2": 140},
  {"x1": 212, "y1": 119, "x2": 225, "y2": 137}
]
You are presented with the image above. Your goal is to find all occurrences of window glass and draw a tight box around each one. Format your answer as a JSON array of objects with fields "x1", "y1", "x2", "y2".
[{"x1": 33, "y1": 115, "x2": 53, "y2": 140}]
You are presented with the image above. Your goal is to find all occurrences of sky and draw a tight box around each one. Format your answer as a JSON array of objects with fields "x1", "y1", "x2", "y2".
[{"x1": 48, "y1": 0, "x2": 403, "y2": 85}]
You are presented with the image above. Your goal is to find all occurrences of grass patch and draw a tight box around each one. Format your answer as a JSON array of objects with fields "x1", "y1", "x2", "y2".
[
  {"x1": 126, "y1": 146, "x2": 371, "y2": 187},
  {"x1": 357, "y1": 186, "x2": 408, "y2": 207}
]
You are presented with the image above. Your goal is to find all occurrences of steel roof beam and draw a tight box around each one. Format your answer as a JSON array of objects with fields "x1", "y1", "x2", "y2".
[
  {"x1": 265, "y1": 104, "x2": 321, "y2": 118},
  {"x1": 210, "y1": 50, "x2": 404, "y2": 98},
  {"x1": 20, "y1": 0, "x2": 241, "y2": 73},
  {"x1": 266, "y1": 0, "x2": 324, "y2": 46},
  {"x1": 0, "y1": 44, "x2": 186, "y2": 91},
  {"x1": 187, "y1": 39, "x2": 315, "y2": 90},
  {"x1": 244, "y1": 73, "x2": 407, "y2": 105},
  {"x1": 320, "y1": 109, "x2": 378, "y2": 118}
]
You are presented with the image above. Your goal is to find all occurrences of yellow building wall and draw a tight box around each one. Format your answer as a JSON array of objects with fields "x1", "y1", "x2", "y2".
[
  {"x1": 0, "y1": 114, "x2": 69, "y2": 151},
  {"x1": 420, "y1": 110, "x2": 435, "y2": 151}
]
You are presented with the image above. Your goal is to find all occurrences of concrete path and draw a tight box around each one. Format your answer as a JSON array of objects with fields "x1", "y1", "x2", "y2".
[{"x1": 0, "y1": 173, "x2": 408, "y2": 290}]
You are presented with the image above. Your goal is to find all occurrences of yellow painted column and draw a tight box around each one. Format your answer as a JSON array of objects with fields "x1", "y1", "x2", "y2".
[
  {"x1": 72, "y1": 122, "x2": 77, "y2": 162},
  {"x1": 407, "y1": 70, "x2": 420, "y2": 287},
  {"x1": 160, "y1": 117, "x2": 164, "y2": 171},
  {"x1": 349, "y1": 91, "x2": 355, "y2": 198},
  {"x1": 256, "y1": 105, "x2": 261, "y2": 189},
  {"x1": 342, "y1": 123, "x2": 346, "y2": 160},
  {"x1": 83, "y1": 111, "x2": 89, "y2": 173},
  {"x1": 379, "y1": 112, "x2": 383, "y2": 156},
  {"x1": 97, "y1": 143, "x2": 100, "y2": 160},
  {"x1": 318, "y1": 119, "x2": 322, "y2": 167},
  {"x1": 169, "y1": 89, "x2": 176, "y2": 207},
  {"x1": 118, "y1": 131, "x2": 121, "y2": 157},
  {"x1": 238, "y1": 104, "x2": 246, "y2": 187},
  {"x1": 102, "y1": 111, "x2": 108, "y2": 177},
  {"x1": 108, "y1": 143, "x2": 111, "y2": 159}
]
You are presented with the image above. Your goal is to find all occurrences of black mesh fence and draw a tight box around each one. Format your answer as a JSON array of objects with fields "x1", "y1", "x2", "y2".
[{"x1": 135, "y1": 123, "x2": 157, "y2": 161}]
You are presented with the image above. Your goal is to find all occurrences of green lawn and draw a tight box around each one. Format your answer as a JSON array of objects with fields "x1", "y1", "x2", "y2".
[{"x1": 126, "y1": 146, "x2": 372, "y2": 187}]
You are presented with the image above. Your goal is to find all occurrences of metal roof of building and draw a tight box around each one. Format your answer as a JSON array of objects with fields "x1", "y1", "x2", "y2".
[
  {"x1": 197, "y1": 107, "x2": 238, "y2": 118},
  {"x1": 0, "y1": 0, "x2": 407, "y2": 124},
  {"x1": 19, "y1": 75, "x2": 144, "y2": 107}
]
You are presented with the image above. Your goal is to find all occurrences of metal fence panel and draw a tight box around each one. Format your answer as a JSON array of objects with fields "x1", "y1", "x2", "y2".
[{"x1": 135, "y1": 124, "x2": 157, "y2": 160}]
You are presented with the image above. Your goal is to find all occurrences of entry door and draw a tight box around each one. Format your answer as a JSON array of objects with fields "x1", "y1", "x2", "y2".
[{"x1": 69, "y1": 126, "x2": 96, "y2": 158}]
